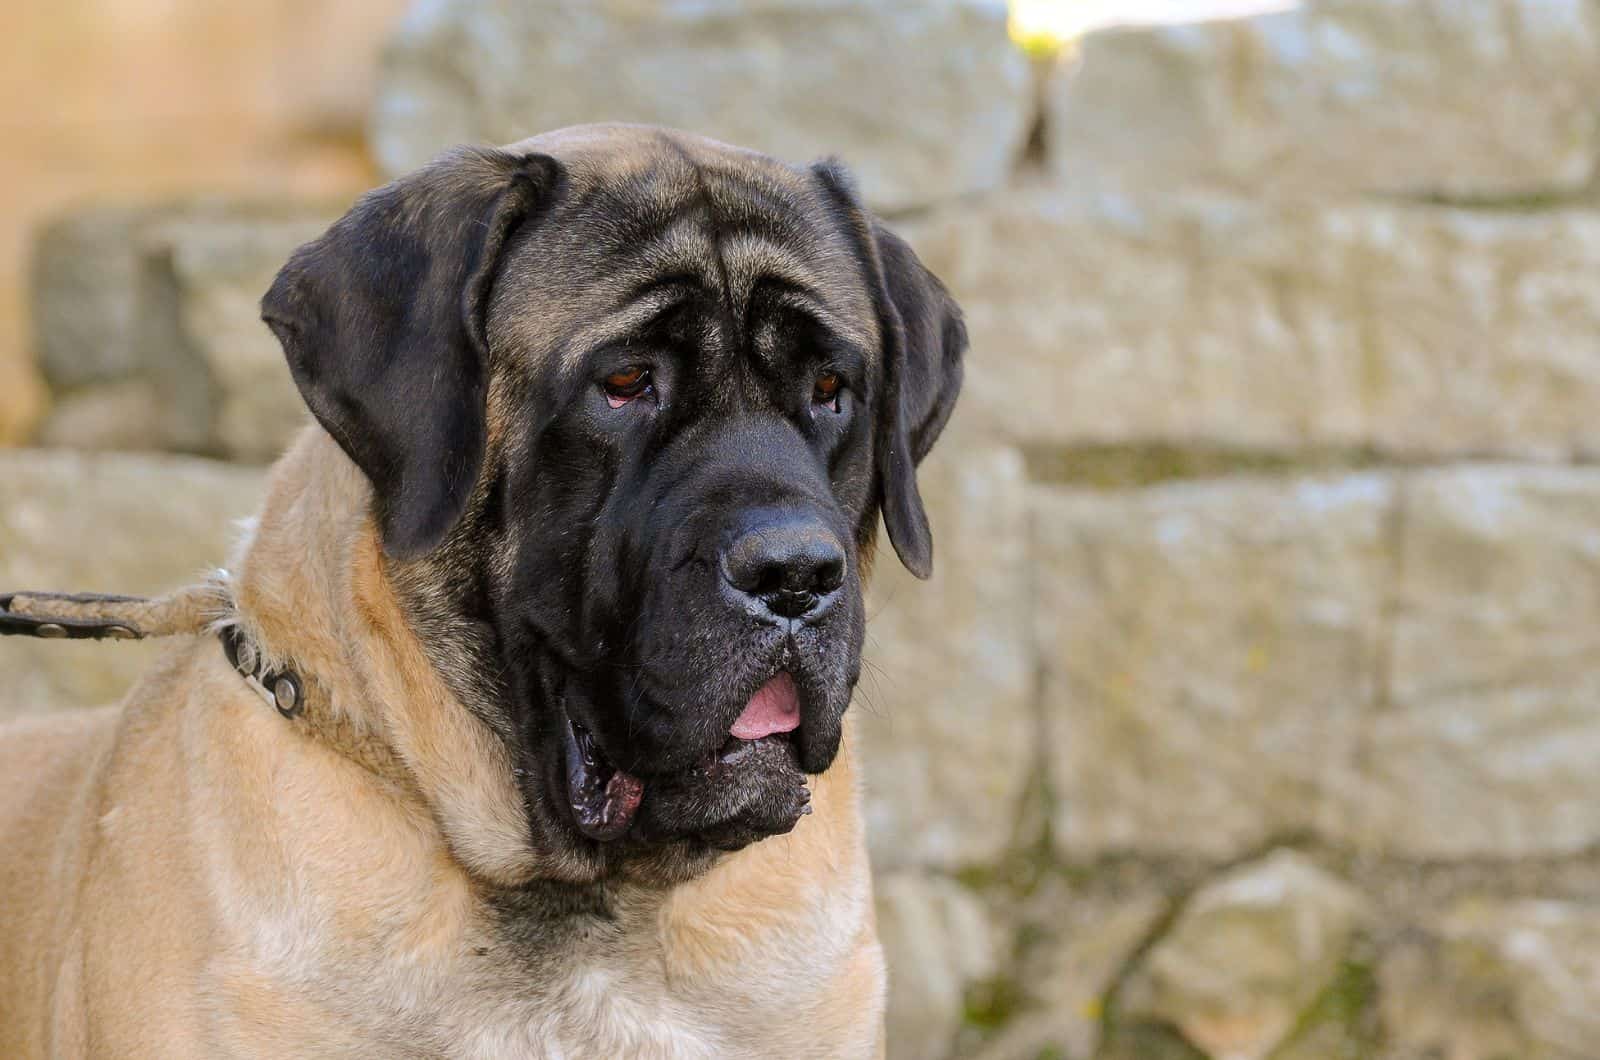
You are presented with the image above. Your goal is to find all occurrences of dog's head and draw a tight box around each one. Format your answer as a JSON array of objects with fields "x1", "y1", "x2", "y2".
[{"x1": 262, "y1": 125, "x2": 963, "y2": 878}]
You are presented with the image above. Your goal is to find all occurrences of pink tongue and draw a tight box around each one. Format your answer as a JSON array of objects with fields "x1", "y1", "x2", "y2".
[{"x1": 730, "y1": 673, "x2": 801, "y2": 740}]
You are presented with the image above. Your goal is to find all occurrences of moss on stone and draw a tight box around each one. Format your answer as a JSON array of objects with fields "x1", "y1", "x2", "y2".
[
  {"x1": 1267, "y1": 955, "x2": 1379, "y2": 1060},
  {"x1": 962, "y1": 973, "x2": 1026, "y2": 1032},
  {"x1": 1096, "y1": 1020, "x2": 1210, "y2": 1060},
  {"x1": 1022, "y1": 443, "x2": 1388, "y2": 490}
]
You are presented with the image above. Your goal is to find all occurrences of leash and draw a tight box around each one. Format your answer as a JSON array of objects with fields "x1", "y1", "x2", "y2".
[
  {"x1": 0, "y1": 591, "x2": 146, "y2": 640},
  {"x1": 1, "y1": 587, "x2": 304, "y2": 719}
]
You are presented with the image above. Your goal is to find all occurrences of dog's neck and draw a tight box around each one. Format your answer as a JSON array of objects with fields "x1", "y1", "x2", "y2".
[
  {"x1": 222, "y1": 430, "x2": 406, "y2": 784},
  {"x1": 228, "y1": 427, "x2": 570, "y2": 888}
]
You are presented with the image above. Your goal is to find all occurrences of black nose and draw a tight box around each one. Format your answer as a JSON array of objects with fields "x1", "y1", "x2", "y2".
[{"x1": 721, "y1": 513, "x2": 846, "y2": 623}]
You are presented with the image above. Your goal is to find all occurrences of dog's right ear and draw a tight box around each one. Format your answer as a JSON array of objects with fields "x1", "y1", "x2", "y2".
[{"x1": 262, "y1": 147, "x2": 562, "y2": 560}]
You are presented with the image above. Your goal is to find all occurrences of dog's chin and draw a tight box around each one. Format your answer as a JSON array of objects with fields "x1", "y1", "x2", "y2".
[
  {"x1": 554, "y1": 672, "x2": 835, "y2": 855},
  {"x1": 558, "y1": 717, "x2": 815, "y2": 854},
  {"x1": 626, "y1": 728, "x2": 813, "y2": 851}
]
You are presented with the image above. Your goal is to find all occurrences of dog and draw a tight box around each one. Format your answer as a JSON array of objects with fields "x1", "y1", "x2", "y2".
[{"x1": 0, "y1": 123, "x2": 964, "y2": 1058}]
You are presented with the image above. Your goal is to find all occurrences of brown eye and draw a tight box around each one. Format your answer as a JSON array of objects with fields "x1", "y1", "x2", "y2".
[
  {"x1": 603, "y1": 365, "x2": 653, "y2": 408},
  {"x1": 813, "y1": 371, "x2": 842, "y2": 412}
]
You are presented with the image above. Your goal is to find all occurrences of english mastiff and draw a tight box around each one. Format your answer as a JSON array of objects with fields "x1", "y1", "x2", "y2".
[{"x1": 0, "y1": 123, "x2": 963, "y2": 1058}]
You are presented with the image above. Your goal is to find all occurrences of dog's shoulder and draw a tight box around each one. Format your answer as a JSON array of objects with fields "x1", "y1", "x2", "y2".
[{"x1": 0, "y1": 704, "x2": 118, "y2": 834}]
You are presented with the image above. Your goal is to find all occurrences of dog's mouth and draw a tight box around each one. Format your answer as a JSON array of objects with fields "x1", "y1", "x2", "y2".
[{"x1": 561, "y1": 672, "x2": 813, "y2": 849}]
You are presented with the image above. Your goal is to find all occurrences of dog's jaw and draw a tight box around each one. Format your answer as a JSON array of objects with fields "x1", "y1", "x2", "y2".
[{"x1": 555, "y1": 685, "x2": 814, "y2": 854}]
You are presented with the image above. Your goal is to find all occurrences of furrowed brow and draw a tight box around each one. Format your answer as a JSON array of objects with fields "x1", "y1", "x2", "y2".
[{"x1": 565, "y1": 277, "x2": 704, "y2": 354}]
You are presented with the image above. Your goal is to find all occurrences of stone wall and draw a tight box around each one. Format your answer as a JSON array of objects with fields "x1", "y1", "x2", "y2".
[
  {"x1": 9, "y1": 1, "x2": 1600, "y2": 1057},
  {"x1": 0, "y1": 0, "x2": 404, "y2": 445}
]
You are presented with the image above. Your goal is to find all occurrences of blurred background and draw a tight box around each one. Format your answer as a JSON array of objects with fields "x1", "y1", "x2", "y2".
[{"x1": 5, "y1": 0, "x2": 1600, "y2": 1057}]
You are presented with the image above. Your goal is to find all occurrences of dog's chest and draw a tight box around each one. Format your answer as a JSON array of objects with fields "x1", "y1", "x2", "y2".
[
  {"x1": 447, "y1": 953, "x2": 722, "y2": 1060},
  {"x1": 430, "y1": 912, "x2": 837, "y2": 1059},
  {"x1": 229, "y1": 889, "x2": 856, "y2": 1060}
]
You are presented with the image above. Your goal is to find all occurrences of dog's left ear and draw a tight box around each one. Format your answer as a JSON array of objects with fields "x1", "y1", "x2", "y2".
[
  {"x1": 813, "y1": 162, "x2": 966, "y2": 579},
  {"x1": 263, "y1": 147, "x2": 562, "y2": 560}
]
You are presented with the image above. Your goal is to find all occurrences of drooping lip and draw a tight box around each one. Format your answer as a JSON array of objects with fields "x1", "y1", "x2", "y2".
[{"x1": 563, "y1": 716, "x2": 644, "y2": 842}]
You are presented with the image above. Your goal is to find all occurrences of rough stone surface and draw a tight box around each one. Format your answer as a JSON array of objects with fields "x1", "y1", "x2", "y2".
[
  {"x1": 0, "y1": 450, "x2": 265, "y2": 721},
  {"x1": 1379, "y1": 899, "x2": 1600, "y2": 1060},
  {"x1": 33, "y1": 208, "x2": 156, "y2": 392},
  {"x1": 1033, "y1": 473, "x2": 1391, "y2": 861},
  {"x1": 1378, "y1": 919, "x2": 1538, "y2": 1060},
  {"x1": 973, "y1": 887, "x2": 1168, "y2": 1060},
  {"x1": 896, "y1": 189, "x2": 1369, "y2": 454},
  {"x1": 857, "y1": 432, "x2": 1034, "y2": 872},
  {"x1": 877, "y1": 872, "x2": 999, "y2": 1060},
  {"x1": 163, "y1": 210, "x2": 328, "y2": 461},
  {"x1": 35, "y1": 381, "x2": 169, "y2": 453},
  {"x1": 1358, "y1": 208, "x2": 1600, "y2": 461},
  {"x1": 1120, "y1": 850, "x2": 1369, "y2": 1060},
  {"x1": 1351, "y1": 466, "x2": 1600, "y2": 859},
  {"x1": 31, "y1": 201, "x2": 332, "y2": 461},
  {"x1": 371, "y1": 0, "x2": 1032, "y2": 212},
  {"x1": 1047, "y1": 0, "x2": 1600, "y2": 201},
  {"x1": 899, "y1": 190, "x2": 1600, "y2": 460}
]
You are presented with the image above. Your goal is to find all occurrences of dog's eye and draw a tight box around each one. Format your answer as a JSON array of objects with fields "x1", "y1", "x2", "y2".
[
  {"x1": 812, "y1": 371, "x2": 842, "y2": 413},
  {"x1": 603, "y1": 366, "x2": 654, "y2": 408}
]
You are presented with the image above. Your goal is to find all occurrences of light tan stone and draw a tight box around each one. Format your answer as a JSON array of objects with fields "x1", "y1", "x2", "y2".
[
  {"x1": 897, "y1": 189, "x2": 1369, "y2": 454},
  {"x1": 1357, "y1": 209, "x2": 1600, "y2": 461},
  {"x1": 1121, "y1": 850, "x2": 1369, "y2": 1060},
  {"x1": 31, "y1": 201, "x2": 334, "y2": 461},
  {"x1": 1033, "y1": 473, "x2": 1391, "y2": 860},
  {"x1": 900, "y1": 190, "x2": 1600, "y2": 461},
  {"x1": 857, "y1": 432, "x2": 1034, "y2": 872},
  {"x1": 163, "y1": 210, "x2": 328, "y2": 461},
  {"x1": 1380, "y1": 898, "x2": 1600, "y2": 1060},
  {"x1": 1047, "y1": 0, "x2": 1600, "y2": 201},
  {"x1": 876, "y1": 872, "x2": 999, "y2": 1060},
  {"x1": 0, "y1": 450, "x2": 265, "y2": 721},
  {"x1": 371, "y1": 0, "x2": 1033, "y2": 212},
  {"x1": 1350, "y1": 466, "x2": 1600, "y2": 858},
  {"x1": 972, "y1": 888, "x2": 1167, "y2": 1060},
  {"x1": 32, "y1": 208, "x2": 155, "y2": 391},
  {"x1": 1378, "y1": 925, "x2": 1538, "y2": 1060},
  {"x1": 35, "y1": 381, "x2": 168, "y2": 453}
]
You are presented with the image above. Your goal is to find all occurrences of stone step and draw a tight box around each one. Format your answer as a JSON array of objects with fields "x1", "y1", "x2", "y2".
[
  {"x1": 31, "y1": 199, "x2": 341, "y2": 462},
  {"x1": 1034, "y1": 463, "x2": 1600, "y2": 862},
  {"x1": 1046, "y1": 0, "x2": 1600, "y2": 202},
  {"x1": 369, "y1": 0, "x2": 1033, "y2": 214},
  {"x1": 899, "y1": 188, "x2": 1600, "y2": 461}
]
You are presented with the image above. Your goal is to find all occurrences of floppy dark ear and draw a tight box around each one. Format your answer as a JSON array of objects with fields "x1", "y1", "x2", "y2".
[
  {"x1": 812, "y1": 162, "x2": 966, "y2": 579},
  {"x1": 262, "y1": 147, "x2": 562, "y2": 560}
]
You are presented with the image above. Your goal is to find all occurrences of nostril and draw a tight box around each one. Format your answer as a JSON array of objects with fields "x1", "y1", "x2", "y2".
[
  {"x1": 751, "y1": 560, "x2": 790, "y2": 598},
  {"x1": 812, "y1": 555, "x2": 845, "y2": 595},
  {"x1": 765, "y1": 589, "x2": 819, "y2": 620}
]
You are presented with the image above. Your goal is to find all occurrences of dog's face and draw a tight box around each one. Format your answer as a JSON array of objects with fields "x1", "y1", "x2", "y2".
[{"x1": 263, "y1": 125, "x2": 963, "y2": 881}]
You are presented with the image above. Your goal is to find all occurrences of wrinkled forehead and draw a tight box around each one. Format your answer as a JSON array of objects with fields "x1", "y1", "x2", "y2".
[{"x1": 489, "y1": 126, "x2": 880, "y2": 367}]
